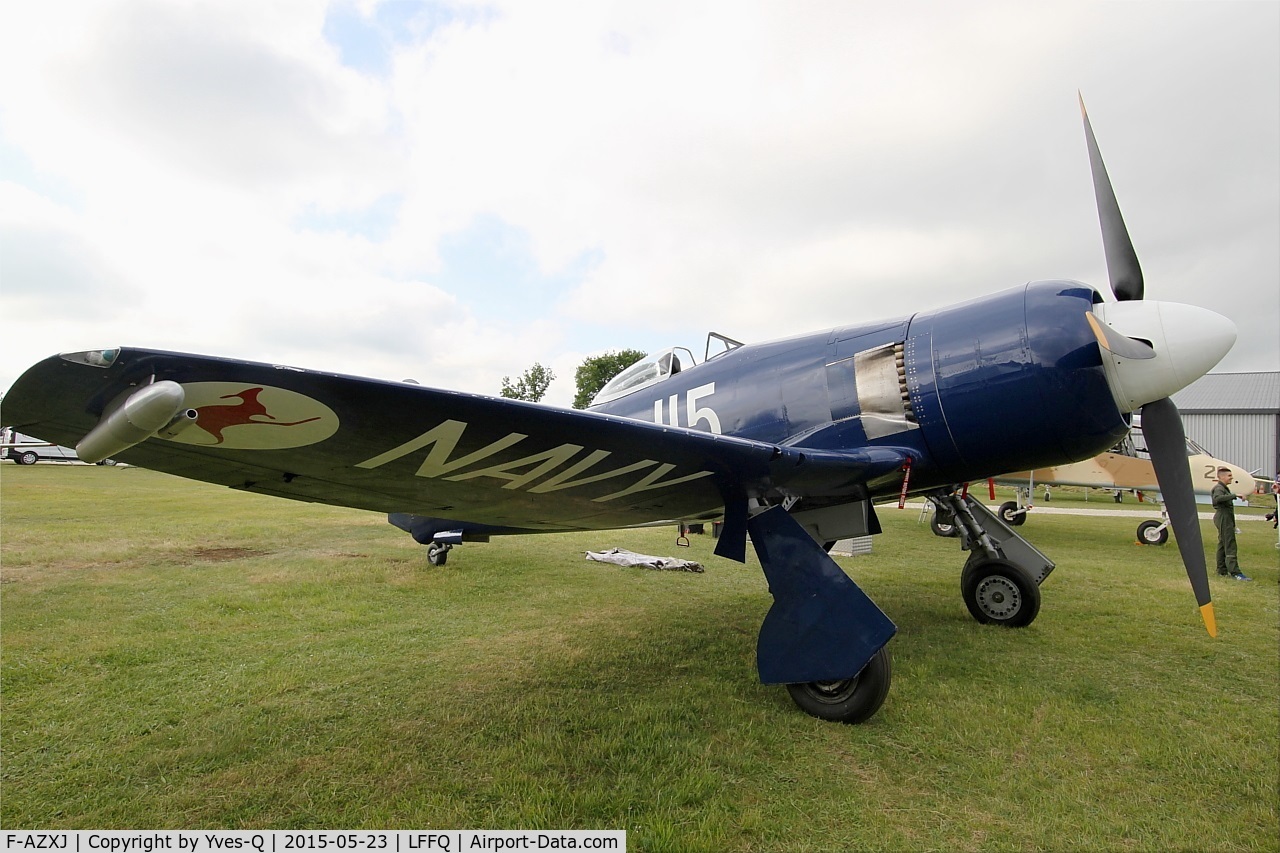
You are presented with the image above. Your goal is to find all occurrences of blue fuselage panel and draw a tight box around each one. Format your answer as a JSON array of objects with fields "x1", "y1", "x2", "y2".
[{"x1": 593, "y1": 280, "x2": 1128, "y2": 494}]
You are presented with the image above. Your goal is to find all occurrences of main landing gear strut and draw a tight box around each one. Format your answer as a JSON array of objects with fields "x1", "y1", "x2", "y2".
[
  {"x1": 745, "y1": 506, "x2": 897, "y2": 724},
  {"x1": 930, "y1": 492, "x2": 1056, "y2": 628}
]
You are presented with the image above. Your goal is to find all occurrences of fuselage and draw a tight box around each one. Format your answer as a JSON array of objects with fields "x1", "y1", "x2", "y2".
[{"x1": 591, "y1": 280, "x2": 1130, "y2": 499}]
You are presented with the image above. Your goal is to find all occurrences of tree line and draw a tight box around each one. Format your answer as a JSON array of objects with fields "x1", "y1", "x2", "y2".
[{"x1": 500, "y1": 349, "x2": 647, "y2": 408}]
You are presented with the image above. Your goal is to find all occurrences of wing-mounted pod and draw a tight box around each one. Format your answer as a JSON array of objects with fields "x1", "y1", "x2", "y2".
[{"x1": 76, "y1": 381, "x2": 196, "y2": 463}]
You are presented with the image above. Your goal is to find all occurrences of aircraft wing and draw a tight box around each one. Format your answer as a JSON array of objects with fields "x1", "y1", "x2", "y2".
[{"x1": 1, "y1": 348, "x2": 913, "y2": 536}]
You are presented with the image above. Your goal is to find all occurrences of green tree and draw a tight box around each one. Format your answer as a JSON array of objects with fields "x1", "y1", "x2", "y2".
[
  {"x1": 500, "y1": 362, "x2": 556, "y2": 402},
  {"x1": 573, "y1": 349, "x2": 647, "y2": 409}
]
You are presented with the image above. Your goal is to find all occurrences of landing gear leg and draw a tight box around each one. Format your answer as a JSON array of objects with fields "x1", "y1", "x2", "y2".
[
  {"x1": 1136, "y1": 518, "x2": 1169, "y2": 546},
  {"x1": 747, "y1": 506, "x2": 896, "y2": 724},
  {"x1": 998, "y1": 486, "x2": 1029, "y2": 525},
  {"x1": 1134, "y1": 501, "x2": 1171, "y2": 545},
  {"x1": 933, "y1": 491, "x2": 1054, "y2": 628}
]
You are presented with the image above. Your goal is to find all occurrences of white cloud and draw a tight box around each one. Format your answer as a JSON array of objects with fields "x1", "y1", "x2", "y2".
[{"x1": 1, "y1": 0, "x2": 1276, "y2": 415}]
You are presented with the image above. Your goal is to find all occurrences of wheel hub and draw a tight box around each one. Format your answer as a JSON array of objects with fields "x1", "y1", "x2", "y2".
[
  {"x1": 807, "y1": 675, "x2": 860, "y2": 704},
  {"x1": 975, "y1": 576, "x2": 1021, "y2": 620}
]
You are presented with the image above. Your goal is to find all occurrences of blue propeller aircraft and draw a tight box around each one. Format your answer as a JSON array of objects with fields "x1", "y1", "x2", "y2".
[{"x1": 0, "y1": 98, "x2": 1236, "y2": 724}]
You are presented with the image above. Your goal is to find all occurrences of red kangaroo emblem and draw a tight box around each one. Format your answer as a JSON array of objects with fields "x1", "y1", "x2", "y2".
[{"x1": 194, "y1": 387, "x2": 322, "y2": 444}]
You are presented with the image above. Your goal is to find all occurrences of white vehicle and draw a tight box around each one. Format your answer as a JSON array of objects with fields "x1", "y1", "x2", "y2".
[{"x1": 1, "y1": 426, "x2": 83, "y2": 464}]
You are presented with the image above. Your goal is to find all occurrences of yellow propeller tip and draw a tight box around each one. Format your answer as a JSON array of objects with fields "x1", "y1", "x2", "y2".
[{"x1": 1200, "y1": 602, "x2": 1218, "y2": 638}]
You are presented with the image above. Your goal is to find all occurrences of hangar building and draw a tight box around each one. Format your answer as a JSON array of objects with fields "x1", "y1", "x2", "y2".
[{"x1": 1173, "y1": 371, "x2": 1280, "y2": 484}]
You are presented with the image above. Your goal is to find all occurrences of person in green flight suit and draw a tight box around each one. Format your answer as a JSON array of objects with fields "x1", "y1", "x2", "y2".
[{"x1": 1211, "y1": 467, "x2": 1250, "y2": 581}]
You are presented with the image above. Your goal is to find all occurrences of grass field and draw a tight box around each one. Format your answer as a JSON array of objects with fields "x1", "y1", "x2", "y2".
[{"x1": 2, "y1": 464, "x2": 1277, "y2": 850}]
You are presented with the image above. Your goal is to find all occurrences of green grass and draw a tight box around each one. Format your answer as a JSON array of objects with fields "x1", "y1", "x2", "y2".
[{"x1": 2, "y1": 465, "x2": 1277, "y2": 850}]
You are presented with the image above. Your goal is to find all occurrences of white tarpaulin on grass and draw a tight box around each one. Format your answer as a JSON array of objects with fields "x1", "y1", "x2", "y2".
[{"x1": 585, "y1": 548, "x2": 704, "y2": 572}]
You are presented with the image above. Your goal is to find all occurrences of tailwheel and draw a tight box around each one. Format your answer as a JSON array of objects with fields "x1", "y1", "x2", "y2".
[
  {"x1": 426, "y1": 542, "x2": 451, "y2": 566},
  {"x1": 1136, "y1": 519, "x2": 1168, "y2": 546},
  {"x1": 784, "y1": 646, "x2": 892, "y2": 724},
  {"x1": 961, "y1": 558, "x2": 1041, "y2": 627}
]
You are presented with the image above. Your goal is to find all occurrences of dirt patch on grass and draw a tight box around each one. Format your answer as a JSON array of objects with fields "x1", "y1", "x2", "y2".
[
  {"x1": 190, "y1": 547, "x2": 268, "y2": 562},
  {"x1": 0, "y1": 546, "x2": 267, "y2": 582}
]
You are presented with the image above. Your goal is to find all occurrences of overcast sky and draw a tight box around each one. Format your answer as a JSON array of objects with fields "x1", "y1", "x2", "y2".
[{"x1": 1, "y1": 0, "x2": 1276, "y2": 408}]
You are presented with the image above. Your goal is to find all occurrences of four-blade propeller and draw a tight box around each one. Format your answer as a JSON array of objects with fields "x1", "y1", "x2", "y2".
[{"x1": 1079, "y1": 94, "x2": 1236, "y2": 637}]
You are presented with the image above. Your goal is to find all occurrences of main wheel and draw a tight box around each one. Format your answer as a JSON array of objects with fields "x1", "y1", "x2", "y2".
[
  {"x1": 426, "y1": 543, "x2": 450, "y2": 566},
  {"x1": 1136, "y1": 519, "x2": 1168, "y2": 546},
  {"x1": 961, "y1": 558, "x2": 1041, "y2": 627},
  {"x1": 784, "y1": 646, "x2": 892, "y2": 724},
  {"x1": 997, "y1": 501, "x2": 1025, "y2": 525},
  {"x1": 930, "y1": 510, "x2": 959, "y2": 537}
]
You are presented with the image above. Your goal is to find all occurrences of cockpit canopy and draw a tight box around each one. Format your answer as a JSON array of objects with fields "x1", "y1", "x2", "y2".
[
  {"x1": 590, "y1": 333, "x2": 745, "y2": 406},
  {"x1": 1113, "y1": 423, "x2": 1214, "y2": 459},
  {"x1": 591, "y1": 347, "x2": 697, "y2": 406}
]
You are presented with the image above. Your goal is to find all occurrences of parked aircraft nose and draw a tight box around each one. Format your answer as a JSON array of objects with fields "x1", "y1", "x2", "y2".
[{"x1": 1090, "y1": 300, "x2": 1236, "y2": 414}]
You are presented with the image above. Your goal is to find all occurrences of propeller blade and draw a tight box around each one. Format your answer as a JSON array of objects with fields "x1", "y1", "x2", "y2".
[
  {"x1": 1079, "y1": 93, "x2": 1145, "y2": 302},
  {"x1": 1085, "y1": 312, "x2": 1157, "y2": 360},
  {"x1": 1142, "y1": 396, "x2": 1217, "y2": 636}
]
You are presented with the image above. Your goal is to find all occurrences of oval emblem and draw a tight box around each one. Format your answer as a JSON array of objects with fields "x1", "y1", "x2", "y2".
[{"x1": 166, "y1": 382, "x2": 340, "y2": 449}]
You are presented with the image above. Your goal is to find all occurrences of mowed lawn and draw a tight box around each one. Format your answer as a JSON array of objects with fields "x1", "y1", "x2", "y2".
[{"x1": 2, "y1": 464, "x2": 1276, "y2": 850}]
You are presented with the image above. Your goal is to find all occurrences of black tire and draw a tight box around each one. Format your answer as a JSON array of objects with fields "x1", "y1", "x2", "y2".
[
  {"x1": 930, "y1": 511, "x2": 959, "y2": 537},
  {"x1": 961, "y1": 558, "x2": 1041, "y2": 627},
  {"x1": 1136, "y1": 519, "x2": 1168, "y2": 546},
  {"x1": 17, "y1": 451, "x2": 38, "y2": 465},
  {"x1": 997, "y1": 501, "x2": 1025, "y2": 526},
  {"x1": 426, "y1": 543, "x2": 449, "y2": 566},
  {"x1": 784, "y1": 646, "x2": 892, "y2": 724}
]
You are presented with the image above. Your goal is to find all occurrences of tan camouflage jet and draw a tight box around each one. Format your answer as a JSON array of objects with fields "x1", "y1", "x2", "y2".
[{"x1": 933, "y1": 427, "x2": 1256, "y2": 546}]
